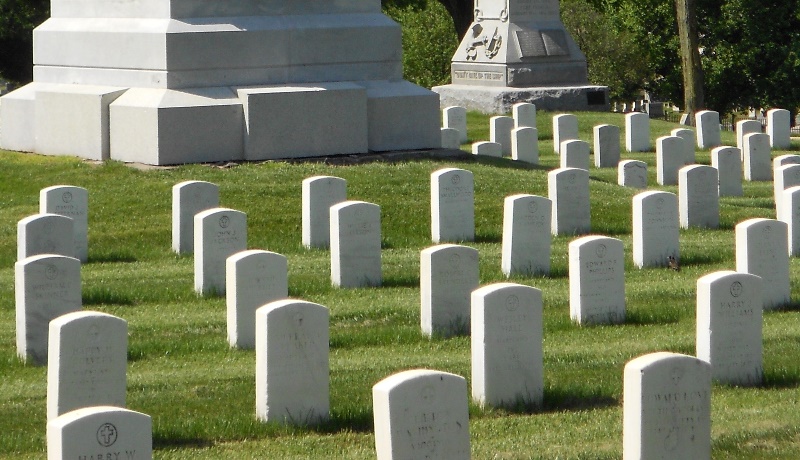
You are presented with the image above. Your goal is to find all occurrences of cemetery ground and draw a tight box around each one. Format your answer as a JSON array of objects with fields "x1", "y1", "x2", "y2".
[{"x1": 2, "y1": 112, "x2": 800, "y2": 458}]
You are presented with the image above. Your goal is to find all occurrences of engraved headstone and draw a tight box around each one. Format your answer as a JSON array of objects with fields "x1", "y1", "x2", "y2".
[
  {"x1": 767, "y1": 108, "x2": 791, "y2": 150},
  {"x1": 302, "y1": 176, "x2": 347, "y2": 249},
  {"x1": 735, "y1": 218, "x2": 790, "y2": 310},
  {"x1": 569, "y1": 235, "x2": 625, "y2": 325},
  {"x1": 593, "y1": 124, "x2": 620, "y2": 168},
  {"x1": 625, "y1": 112, "x2": 650, "y2": 152},
  {"x1": 47, "y1": 311, "x2": 127, "y2": 420},
  {"x1": 679, "y1": 165, "x2": 719, "y2": 229},
  {"x1": 773, "y1": 164, "x2": 800, "y2": 220},
  {"x1": 711, "y1": 146, "x2": 743, "y2": 197},
  {"x1": 560, "y1": 139, "x2": 590, "y2": 170},
  {"x1": 548, "y1": 167, "x2": 591, "y2": 236},
  {"x1": 490, "y1": 115, "x2": 514, "y2": 156},
  {"x1": 431, "y1": 168, "x2": 475, "y2": 243},
  {"x1": 633, "y1": 191, "x2": 679, "y2": 268},
  {"x1": 472, "y1": 141, "x2": 502, "y2": 157},
  {"x1": 443, "y1": 106, "x2": 468, "y2": 143},
  {"x1": 47, "y1": 406, "x2": 152, "y2": 460},
  {"x1": 511, "y1": 127, "x2": 538, "y2": 164},
  {"x1": 421, "y1": 244, "x2": 479, "y2": 337},
  {"x1": 512, "y1": 102, "x2": 536, "y2": 128},
  {"x1": 553, "y1": 114, "x2": 578, "y2": 154},
  {"x1": 736, "y1": 119, "x2": 761, "y2": 151},
  {"x1": 41, "y1": 185, "x2": 88, "y2": 262},
  {"x1": 656, "y1": 135, "x2": 684, "y2": 186},
  {"x1": 781, "y1": 185, "x2": 800, "y2": 256},
  {"x1": 17, "y1": 213, "x2": 74, "y2": 261},
  {"x1": 172, "y1": 180, "x2": 219, "y2": 254},
  {"x1": 330, "y1": 201, "x2": 382, "y2": 288},
  {"x1": 501, "y1": 194, "x2": 552, "y2": 276},
  {"x1": 194, "y1": 208, "x2": 247, "y2": 295},
  {"x1": 742, "y1": 133, "x2": 771, "y2": 181},
  {"x1": 373, "y1": 369, "x2": 470, "y2": 460},
  {"x1": 255, "y1": 299, "x2": 329, "y2": 425},
  {"x1": 226, "y1": 250, "x2": 288, "y2": 349},
  {"x1": 471, "y1": 283, "x2": 543, "y2": 408},
  {"x1": 695, "y1": 110, "x2": 721, "y2": 149},
  {"x1": 618, "y1": 160, "x2": 647, "y2": 189},
  {"x1": 441, "y1": 127, "x2": 462, "y2": 149},
  {"x1": 670, "y1": 127, "x2": 695, "y2": 165},
  {"x1": 697, "y1": 271, "x2": 763, "y2": 386}
]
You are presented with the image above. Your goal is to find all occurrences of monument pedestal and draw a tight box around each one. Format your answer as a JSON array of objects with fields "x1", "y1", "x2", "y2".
[{"x1": 433, "y1": 84, "x2": 608, "y2": 114}]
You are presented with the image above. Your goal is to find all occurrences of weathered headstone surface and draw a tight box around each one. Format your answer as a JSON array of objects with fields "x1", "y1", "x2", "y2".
[
  {"x1": 47, "y1": 406, "x2": 152, "y2": 460},
  {"x1": 16, "y1": 254, "x2": 81, "y2": 365},
  {"x1": 513, "y1": 102, "x2": 536, "y2": 128},
  {"x1": 625, "y1": 112, "x2": 650, "y2": 152},
  {"x1": 511, "y1": 127, "x2": 538, "y2": 164},
  {"x1": 742, "y1": 133, "x2": 771, "y2": 181},
  {"x1": 501, "y1": 194, "x2": 552, "y2": 276},
  {"x1": 549, "y1": 167, "x2": 591, "y2": 236},
  {"x1": 47, "y1": 311, "x2": 127, "y2": 420},
  {"x1": 773, "y1": 154, "x2": 800, "y2": 171},
  {"x1": 593, "y1": 124, "x2": 620, "y2": 168},
  {"x1": 255, "y1": 299, "x2": 329, "y2": 425},
  {"x1": 735, "y1": 218, "x2": 790, "y2": 310},
  {"x1": 711, "y1": 146, "x2": 743, "y2": 197},
  {"x1": 194, "y1": 208, "x2": 247, "y2": 295},
  {"x1": 767, "y1": 108, "x2": 791, "y2": 149},
  {"x1": 441, "y1": 127, "x2": 462, "y2": 149},
  {"x1": 172, "y1": 180, "x2": 219, "y2": 254},
  {"x1": 569, "y1": 235, "x2": 625, "y2": 325},
  {"x1": 226, "y1": 250, "x2": 288, "y2": 349},
  {"x1": 330, "y1": 201, "x2": 382, "y2": 288},
  {"x1": 736, "y1": 119, "x2": 761, "y2": 151},
  {"x1": 671, "y1": 127, "x2": 695, "y2": 165},
  {"x1": 421, "y1": 244, "x2": 479, "y2": 337},
  {"x1": 431, "y1": 168, "x2": 475, "y2": 243},
  {"x1": 302, "y1": 175, "x2": 347, "y2": 249},
  {"x1": 490, "y1": 115, "x2": 513, "y2": 156},
  {"x1": 471, "y1": 283, "x2": 543, "y2": 408},
  {"x1": 633, "y1": 191, "x2": 679, "y2": 269},
  {"x1": 553, "y1": 114, "x2": 578, "y2": 154},
  {"x1": 774, "y1": 164, "x2": 800, "y2": 220},
  {"x1": 373, "y1": 369, "x2": 470, "y2": 460},
  {"x1": 443, "y1": 106, "x2": 468, "y2": 143},
  {"x1": 696, "y1": 271, "x2": 763, "y2": 386},
  {"x1": 623, "y1": 352, "x2": 711, "y2": 459},
  {"x1": 679, "y1": 165, "x2": 719, "y2": 229},
  {"x1": 656, "y1": 135, "x2": 684, "y2": 186},
  {"x1": 40, "y1": 185, "x2": 88, "y2": 262},
  {"x1": 17, "y1": 213, "x2": 74, "y2": 261},
  {"x1": 618, "y1": 160, "x2": 647, "y2": 189},
  {"x1": 472, "y1": 141, "x2": 502, "y2": 157},
  {"x1": 560, "y1": 139, "x2": 590, "y2": 170},
  {"x1": 781, "y1": 185, "x2": 800, "y2": 256},
  {"x1": 695, "y1": 110, "x2": 721, "y2": 149}
]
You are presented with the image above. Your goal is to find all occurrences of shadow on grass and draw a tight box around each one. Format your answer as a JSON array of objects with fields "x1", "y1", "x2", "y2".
[
  {"x1": 766, "y1": 301, "x2": 800, "y2": 313},
  {"x1": 760, "y1": 368, "x2": 800, "y2": 389},
  {"x1": 82, "y1": 287, "x2": 135, "y2": 306},
  {"x1": 679, "y1": 252, "x2": 728, "y2": 267},
  {"x1": 153, "y1": 434, "x2": 214, "y2": 449},
  {"x1": 381, "y1": 275, "x2": 420, "y2": 288},
  {"x1": 624, "y1": 309, "x2": 681, "y2": 326},
  {"x1": 88, "y1": 252, "x2": 137, "y2": 264},
  {"x1": 539, "y1": 387, "x2": 618, "y2": 414},
  {"x1": 475, "y1": 232, "x2": 502, "y2": 244}
]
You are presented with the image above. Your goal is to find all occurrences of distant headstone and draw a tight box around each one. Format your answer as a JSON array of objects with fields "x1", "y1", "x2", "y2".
[
  {"x1": 742, "y1": 133, "x2": 771, "y2": 181},
  {"x1": 431, "y1": 168, "x2": 475, "y2": 243},
  {"x1": 679, "y1": 165, "x2": 719, "y2": 229},
  {"x1": 17, "y1": 213, "x2": 74, "y2": 261},
  {"x1": 194, "y1": 208, "x2": 247, "y2": 295},
  {"x1": 471, "y1": 283, "x2": 543, "y2": 408},
  {"x1": 40, "y1": 185, "x2": 88, "y2": 262},
  {"x1": 711, "y1": 146, "x2": 743, "y2": 197},
  {"x1": 625, "y1": 112, "x2": 650, "y2": 152},
  {"x1": 421, "y1": 244, "x2": 479, "y2": 337},
  {"x1": 255, "y1": 299, "x2": 329, "y2": 425},
  {"x1": 773, "y1": 154, "x2": 800, "y2": 171},
  {"x1": 553, "y1": 114, "x2": 578, "y2": 154},
  {"x1": 695, "y1": 110, "x2": 721, "y2": 149},
  {"x1": 490, "y1": 116, "x2": 514, "y2": 156},
  {"x1": 549, "y1": 168, "x2": 591, "y2": 236},
  {"x1": 472, "y1": 141, "x2": 502, "y2": 158},
  {"x1": 302, "y1": 176, "x2": 347, "y2": 249},
  {"x1": 656, "y1": 135, "x2": 684, "y2": 186},
  {"x1": 373, "y1": 369, "x2": 470, "y2": 460},
  {"x1": 443, "y1": 106, "x2": 468, "y2": 143},
  {"x1": 511, "y1": 127, "x2": 538, "y2": 164},
  {"x1": 226, "y1": 250, "x2": 288, "y2": 349},
  {"x1": 781, "y1": 186, "x2": 800, "y2": 256},
  {"x1": 735, "y1": 218, "x2": 790, "y2": 310},
  {"x1": 16, "y1": 254, "x2": 81, "y2": 365},
  {"x1": 736, "y1": 119, "x2": 761, "y2": 151},
  {"x1": 569, "y1": 235, "x2": 625, "y2": 325},
  {"x1": 618, "y1": 160, "x2": 647, "y2": 189},
  {"x1": 646, "y1": 102, "x2": 664, "y2": 118},
  {"x1": 330, "y1": 201, "x2": 382, "y2": 288},
  {"x1": 767, "y1": 108, "x2": 791, "y2": 149},
  {"x1": 623, "y1": 352, "x2": 711, "y2": 459},
  {"x1": 633, "y1": 191, "x2": 679, "y2": 269},
  {"x1": 697, "y1": 271, "x2": 763, "y2": 386},
  {"x1": 171, "y1": 180, "x2": 219, "y2": 254},
  {"x1": 774, "y1": 164, "x2": 800, "y2": 220},
  {"x1": 47, "y1": 311, "x2": 127, "y2": 420},
  {"x1": 670, "y1": 128, "x2": 695, "y2": 164},
  {"x1": 441, "y1": 128, "x2": 461, "y2": 149},
  {"x1": 593, "y1": 124, "x2": 620, "y2": 168},
  {"x1": 501, "y1": 194, "x2": 552, "y2": 277},
  {"x1": 513, "y1": 102, "x2": 536, "y2": 129},
  {"x1": 47, "y1": 406, "x2": 152, "y2": 460},
  {"x1": 560, "y1": 139, "x2": 591, "y2": 170}
]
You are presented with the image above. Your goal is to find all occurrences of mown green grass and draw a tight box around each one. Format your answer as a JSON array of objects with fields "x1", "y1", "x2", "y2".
[{"x1": 2, "y1": 112, "x2": 800, "y2": 458}]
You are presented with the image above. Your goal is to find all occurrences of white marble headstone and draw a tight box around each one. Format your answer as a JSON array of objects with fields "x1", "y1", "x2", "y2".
[
  {"x1": 774, "y1": 164, "x2": 800, "y2": 220},
  {"x1": 618, "y1": 160, "x2": 647, "y2": 189},
  {"x1": 47, "y1": 406, "x2": 152, "y2": 460},
  {"x1": 511, "y1": 127, "x2": 538, "y2": 164},
  {"x1": 443, "y1": 106, "x2": 468, "y2": 143},
  {"x1": 593, "y1": 124, "x2": 620, "y2": 168},
  {"x1": 679, "y1": 165, "x2": 719, "y2": 229},
  {"x1": 736, "y1": 119, "x2": 761, "y2": 151},
  {"x1": 767, "y1": 108, "x2": 791, "y2": 149},
  {"x1": 656, "y1": 135, "x2": 684, "y2": 186},
  {"x1": 330, "y1": 200, "x2": 382, "y2": 288},
  {"x1": 742, "y1": 133, "x2": 771, "y2": 181},
  {"x1": 781, "y1": 185, "x2": 800, "y2": 256},
  {"x1": 774, "y1": 154, "x2": 800, "y2": 171},
  {"x1": 569, "y1": 235, "x2": 625, "y2": 325},
  {"x1": 40, "y1": 185, "x2": 88, "y2": 262},
  {"x1": 633, "y1": 191, "x2": 679, "y2": 268},
  {"x1": 194, "y1": 207, "x2": 247, "y2": 295},
  {"x1": 548, "y1": 167, "x2": 591, "y2": 236},
  {"x1": 490, "y1": 115, "x2": 513, "y2": 156},
  {"x1": 472, "y1": 141, "x2": 502, "y2": 157},
  {"x1": 421, "y1": 244, "x2": 479, "y2": 337},
  {"x1": 625, "y1": 112, "x2": 650, "y2": 152},
  {"x1": 560, "y1": 139, "x2": 590, "y2": 170},
  {"x1": 735, "y1": 218, "x2": 790, "y2": 310},
  {"x1": 441, "y1": 127, "x2": 462, "y2": 149},
  {"x1": 501, "y1": 194, "x2": 552, "y2": 276},
  {"x1": 172, "y1": 180, "x2": 219, "y2": 254},
  {"x1": 431, "y1": 168, "x2": 475, "y2": 243},
  {"x1": 17, "y1": 213, "x2": 74, "y2": 261},
  {"x1": 695, "y1": 110, "x2": 721, "y2": 149},
  {"x1": 553, "y1": 114, "x2": 578, "y2": 154},
  {"x1": 513, "y1": 102, "x2": 536, "y2": 128},
  {"x1": 302, "y1": 175, "x2": 347, "y2": 249},
  {"x1": 670, "y1": 128, "x2": 695, "y2": 165},
  {"x1": 711, "y1": 146, "x2": 743, "y2": 197}
]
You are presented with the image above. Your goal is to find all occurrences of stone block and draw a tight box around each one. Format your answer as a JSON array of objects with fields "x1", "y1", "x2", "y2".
[{"x1": 362, "y1": 80, "x2": 440, "y2": 152}]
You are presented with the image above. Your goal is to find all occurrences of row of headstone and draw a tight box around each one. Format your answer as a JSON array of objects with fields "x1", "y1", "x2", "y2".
[
  {"x1": 553, "y1": 115, "x2": 622, "y2": 169},
  {"x1": 17, "y1": 185, "x2": 89, "y2": 263},
  {"x1": 442, "y1": 104, "x2": 540, "y2": 164}
]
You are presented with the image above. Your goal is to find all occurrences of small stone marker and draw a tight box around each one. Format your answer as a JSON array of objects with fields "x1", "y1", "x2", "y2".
[
  {"x1": 711, "y1": 146, "x2": 743, "y2": 197},
  {"x1": 373, "y1": 369, "x2": 470, "y2": 460},
  {"x1": 431, "y1": 168, "x2": 474, "y2": 243},
  {"x1": 501, "y1": 194, "x2": 552, "y2": 276},
  {"x1": 569, "y1": 235, "x2": 625, "y2": 325},
  {"x1": 47, "y1": 311, "x2": 128, "y2": 420},
  {"x1": 548, "y1": 168, "x2": 591, "y2": 236},
  {"x1": 255, "y1": 299, "x2": 329, "y2": 425},
  {"x1": 671, "y1": 127, "x2": 695, "y2": 164},
  {"x1": 330, "y1": 200, "x2": 382, "y2": 288},
  {"x1": 560, "y1": 139, "x2": 590, "y2": 170},
  {"x1": 441, "y1": 127, "x2": 461, "y2": 149},
  {"x1": 633, "y1": 191, "x2": 679, "y2": 268},
  {"x1": 656, "y1": 135, "x2": 684, "y2": 186},
  {"x1": 593, "y1": 124, "x2": 620, "y2": 168},
  {"x1": 767, "y1": 108, "x2": 791, "y2": 149},
  {"x1": 697, "y1": 271, "x2": 763, "y2": 386},
  {"x1": 679, "y1": 165, "x2": 719, "y2": 229},
  {"x1": 553, "y1": 114, "x2": 578, "y2": 154},
  {"x1": 773, "y1": 164, "x2": 800, "y2": 220},
  {"x1": 735, "y1": 218, "x2": 790, "y2": 310},
  {"x1": 443, "y1": 106, "x2": 467, "y2": 143},
  {"x1": 16, "y1": 254, "x2": 82, "y2": 365},
  {"x1": 471, "y1": 283, "x2": 543, "y2": 408},
  {"x1": 194, "y1": 208, "x2": 247, "y2": 295},
  {"x1": 513, "y1": 102, "x2": 536, "y2": 128},
  {"x1": 736, "y1": 119, "x2": 762, "y2": 151},
  {"x1": 172, "y1": 180, "x2": 219, "y2": 254},
  {"x1": 742, "y1": 133, "x2": 771, "y2": 181},
  {"x1": 774, "y1": 154, "x2": 800, "y2": 171},
  {"x1": 625, "y1": 112, "x2": 650, "y2": 152},
  {"x1": 490, "y1": 115, "x2": 513, "y2": 156},
  {"x1": 511, "y1": 127, "x2": 538, "y2": 164},
  {"x1": 781, "y1": 185, "x2": 800, "y2": 256},
  {"x1": 226, "y1": 250, "x2": 288, "y2": 349},
  {"x1": 40, "y1": 185, "x2": 88, "y2": 262},
  {"x1": 618, "y1": 160, "x2": 647, "y2": 189},
  {"x1": 695, "y1": 110, "x2": 721, "y2": 149},
  {"x1": 472, "y1": 141, "x2": 502, "y2": 157},
  {"x1": 623, "y1": 352, "x2": 711, "y2": 459},
  {"x1": 302, "y1": 175, "x2": 347, "y2": 249},
  {"x1": 47, "y1": 406, "x2": 152, "y2": 460},
  {"x1": 17, "y1": 213, "x2": 74, "y2": 261},
  {"x1": 421, "y1": 244, "x2": 479, "y2": 337}
]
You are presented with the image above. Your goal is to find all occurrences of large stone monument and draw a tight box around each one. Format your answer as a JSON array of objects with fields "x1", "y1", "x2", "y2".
[
  {"x1": 0, "y1": 0, "x2": 440, "y2": 165},
  {"x1": 433, "y1": 0, "x2": 608, "y2": 113}
]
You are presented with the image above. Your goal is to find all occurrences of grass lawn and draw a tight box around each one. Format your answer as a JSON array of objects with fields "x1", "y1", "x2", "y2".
[{"x1": 2, "y1": 111, "x2": 800, "y2": 458}]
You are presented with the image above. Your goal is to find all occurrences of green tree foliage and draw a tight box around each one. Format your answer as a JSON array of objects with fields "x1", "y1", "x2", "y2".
[{"x1": 0, "y1": 0, "x2": 48, "y2": 84}]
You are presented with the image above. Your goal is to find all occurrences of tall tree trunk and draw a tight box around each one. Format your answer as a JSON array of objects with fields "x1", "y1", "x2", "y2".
[
  {"x1": 437, "y1": 0, "x2": 474, "y2": 39},
  {"x1": 675, "y1": 0, "x2": 704, "y2": 124}
]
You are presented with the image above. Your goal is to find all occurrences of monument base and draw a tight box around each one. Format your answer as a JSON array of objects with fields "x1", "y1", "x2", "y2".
[{"x1": 432, "y1": 84, "x2": 609, "y2": 114}]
